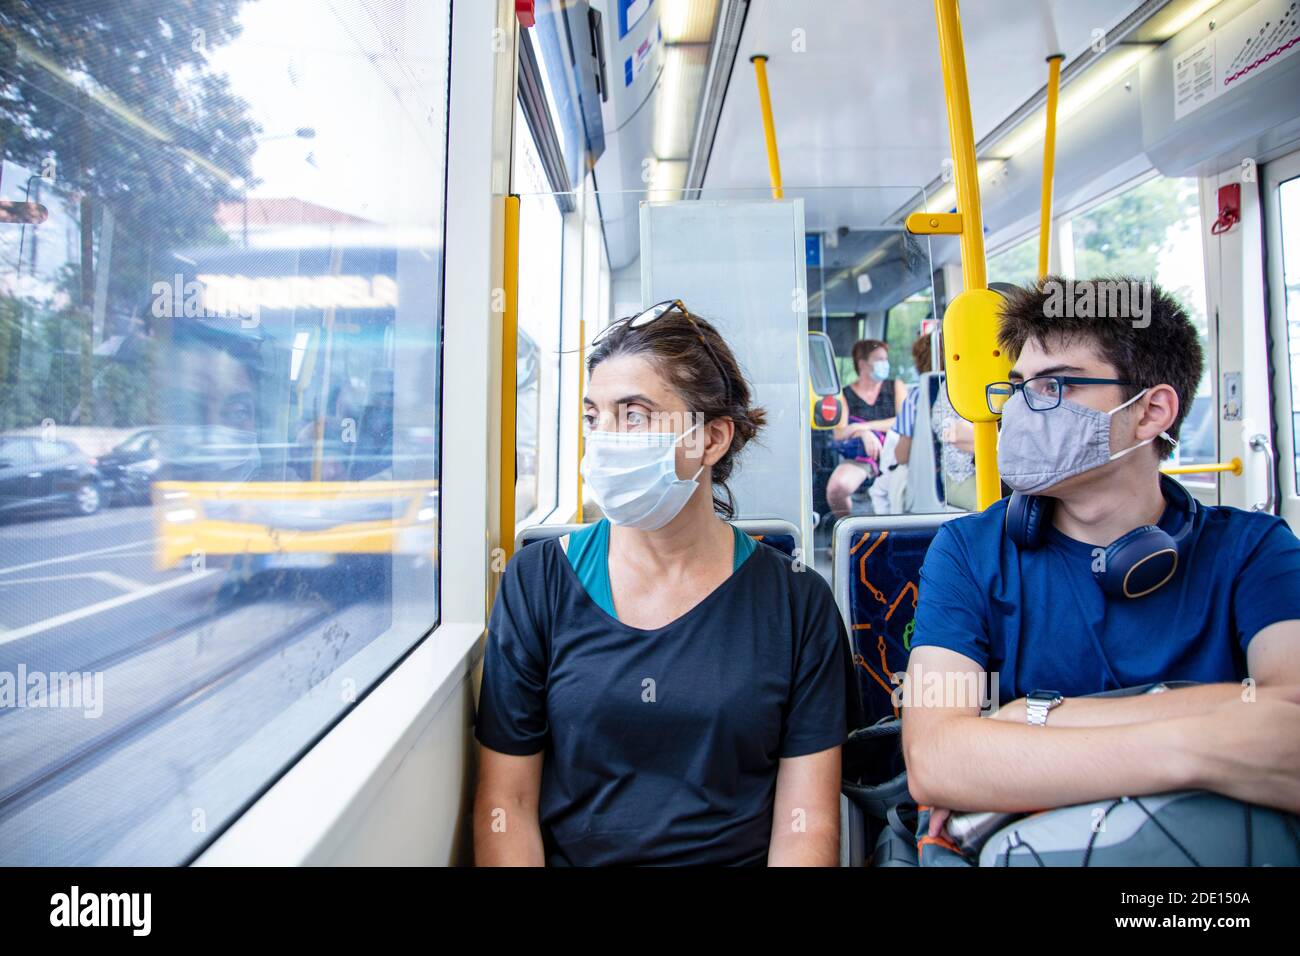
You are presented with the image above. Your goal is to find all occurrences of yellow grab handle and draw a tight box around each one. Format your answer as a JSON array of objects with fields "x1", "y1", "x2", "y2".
[{"x1": 1161, "y1": 458, "x2": 1243, "y2": 477}]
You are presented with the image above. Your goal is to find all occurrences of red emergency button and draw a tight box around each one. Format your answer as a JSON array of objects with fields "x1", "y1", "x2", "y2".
[{"x1": 820, "y1": 395, "x2": 838, "y2": 421}]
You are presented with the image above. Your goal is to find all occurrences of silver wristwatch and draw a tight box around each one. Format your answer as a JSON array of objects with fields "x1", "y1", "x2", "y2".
[{"x1": 1025, "y1": 689, "x2": 1064, "y2": 726}]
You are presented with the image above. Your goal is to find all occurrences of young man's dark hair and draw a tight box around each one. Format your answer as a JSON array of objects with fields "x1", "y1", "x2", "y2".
[{"x1": 996, "y1": 275, "x2": 1203, "y2": 457}]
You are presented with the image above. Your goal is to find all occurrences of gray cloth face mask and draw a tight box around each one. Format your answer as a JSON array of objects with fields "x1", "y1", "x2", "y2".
[{"x1": 996, "y1": 388, "x2": 1175, "y2": 495}]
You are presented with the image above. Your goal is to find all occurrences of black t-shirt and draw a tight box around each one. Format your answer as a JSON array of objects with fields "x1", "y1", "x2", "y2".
[
  {"x1": 474, "y1": 537, "x2": 859, "y2": 866},
  {"x1": 843, "y1": 380, "x2": 897, "y2": 423}
]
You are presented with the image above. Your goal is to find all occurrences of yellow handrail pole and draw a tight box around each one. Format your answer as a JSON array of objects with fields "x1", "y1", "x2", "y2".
[
  {"x1": 750, "y1": 55, "x2": 784, "y2": 200},
  {"x1": 934, "y1": 2, "x2": 986, "y2": 289},
  {"x1": 1037, "y1": 54, "x2": 1064, "y2": 279},
  {"x1": 500, "y1": 194, "x2": 520, "y2": 562},
  {"x1": 576, "y1": 317, "x2": 585, "y2": 522},
  {"x1": 933, "y1": 0, "x2": 999, "y2": 509},
  {"x1": 1161, "y1": 458, "x2": 1243, "y2": 477}
]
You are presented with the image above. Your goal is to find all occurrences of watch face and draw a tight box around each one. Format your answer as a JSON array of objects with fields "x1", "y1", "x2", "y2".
[{"x1": 1029, "y1": 690, "x2": 1062, "y2": 702}]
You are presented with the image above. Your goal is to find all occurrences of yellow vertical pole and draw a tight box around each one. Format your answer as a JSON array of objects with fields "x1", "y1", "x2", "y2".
[
  {"x1": 1037, "y1": 54, "x2": 1064, "y2": 279},
  {"x1": 576, "y1": 317, "x2": 585, "y2": 522},
  {"x1": 933, "y1": 0, "x2": 999, "y2": 510},
  {"x1": 750, "y1": 55, "x2": 784, "y2": 200},
  {"x1": 934, "y1": 2, "x2": 986, "y2": 290},
  {"x1": 500, "y1": 194, "x2": 520, "y2": 561}
]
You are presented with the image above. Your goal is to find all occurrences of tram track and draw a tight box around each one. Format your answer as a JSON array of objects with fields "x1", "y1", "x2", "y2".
[{"x1": 0, "y1": 601, "x2": 342, "y2": 822}]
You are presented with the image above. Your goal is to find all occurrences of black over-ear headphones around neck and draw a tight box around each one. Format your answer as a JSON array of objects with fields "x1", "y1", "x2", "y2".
[{"x1": 1004, "y1": 473, "x2": 1198, "y2": 599}]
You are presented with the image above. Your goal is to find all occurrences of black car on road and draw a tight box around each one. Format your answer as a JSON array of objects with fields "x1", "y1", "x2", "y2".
[
  {"x1": 0, "y1": 435, "x2": 108, "y2": 519},
  {"x1": 97, "y1": 429, "x2": 165, "y2": 505}
]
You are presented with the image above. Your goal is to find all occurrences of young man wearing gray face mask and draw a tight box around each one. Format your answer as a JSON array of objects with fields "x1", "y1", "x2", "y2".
[{"x1": 902, "y1": 276, "x2": 1300, "y2": 838}]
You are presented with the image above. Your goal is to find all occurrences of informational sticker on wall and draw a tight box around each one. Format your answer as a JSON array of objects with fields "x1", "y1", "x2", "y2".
[
  {"x1": 1223, "y1": 371, "x2": 1242, "y2": 421},
  {"x1": 1174, "y1": 39, "x2": 1216, "y2": 117},
  {"x1": 623, "y1": 23, "x2": 660, "y2": 87},
  {"x1": 1174, "y1": 0, "x2": 1300, "y2": 119}
]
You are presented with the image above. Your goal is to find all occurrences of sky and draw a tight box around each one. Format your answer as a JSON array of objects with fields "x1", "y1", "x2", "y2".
[{"x1": 207, "y1": 0, "x2": 450, "y2": 228}]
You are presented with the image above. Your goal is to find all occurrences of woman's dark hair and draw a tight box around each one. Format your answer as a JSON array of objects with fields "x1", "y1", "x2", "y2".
[
  {"x1": 586, "y1": 309, "x2": 766, "y2": 519},
  {"x1": 850, "y1": 338, "x2": 889, "y2": 377}
]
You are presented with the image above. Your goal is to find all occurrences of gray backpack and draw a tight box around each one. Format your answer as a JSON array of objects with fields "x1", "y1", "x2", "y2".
[
  {"x1": 842, "y1": 683, "x2": 1300, "y2": 867},
  {"x1": 977, "y1": 790, "x2": 1300, "y2": 866}
]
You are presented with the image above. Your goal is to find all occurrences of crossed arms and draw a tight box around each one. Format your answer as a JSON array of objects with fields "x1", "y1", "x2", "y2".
[{"x1": 902, "y1": 622, "x2": 1300, "y2": 828}]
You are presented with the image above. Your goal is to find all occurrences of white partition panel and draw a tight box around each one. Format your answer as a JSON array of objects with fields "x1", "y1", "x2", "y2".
[{"x1": 640, "y1": 199, "x2": 812, "y2": 552}]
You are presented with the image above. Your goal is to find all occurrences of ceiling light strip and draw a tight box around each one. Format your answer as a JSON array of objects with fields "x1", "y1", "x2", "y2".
[{"x1": 685, "y1": 0, "x2": 750, "y2": 192}]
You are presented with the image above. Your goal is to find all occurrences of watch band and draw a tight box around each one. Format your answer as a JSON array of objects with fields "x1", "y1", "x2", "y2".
[
  {"x1": 1025, "y1": 691, "x2": 1063, "y2": 726},
  {"x1": 1026, "y1": 698, "x2": 1052, "y2": 726}
]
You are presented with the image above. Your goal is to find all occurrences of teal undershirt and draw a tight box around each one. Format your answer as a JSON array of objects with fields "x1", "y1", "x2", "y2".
[{"x1": 565, "y1": 518, "x2": 757, "y2": 622}]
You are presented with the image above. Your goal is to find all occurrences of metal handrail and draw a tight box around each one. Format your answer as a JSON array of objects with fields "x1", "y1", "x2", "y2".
[{"x1": 1249, "y1": 434, "x2": 1276, "y2": 514}]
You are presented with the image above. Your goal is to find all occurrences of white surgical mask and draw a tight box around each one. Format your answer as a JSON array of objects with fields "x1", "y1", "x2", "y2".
[
  {"x1": 997, "y1": 388, "x2": 1175, "y2": 495},
  {"x1": 871, "y1": 359, "x2": 890, "y2": 381},
  {"x1": 581, "y1": 423, "x2": 705, "y2": 530}
]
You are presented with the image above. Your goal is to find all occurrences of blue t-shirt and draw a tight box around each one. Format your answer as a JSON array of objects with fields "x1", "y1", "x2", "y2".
[
  {"x1": 896, "y1": 385, "x2": 920, "y2": 438},
  {"x1": 474, "y1": 535, "x2": 859, "y2": 866},
  {"x1": 912, "y1": 498, "x2": 1300, "y2": 702}
]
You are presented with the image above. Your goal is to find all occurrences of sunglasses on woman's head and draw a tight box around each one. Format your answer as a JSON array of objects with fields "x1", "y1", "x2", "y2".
[
  {"x1": 590, "y1": 299, "x2": 686, "y2": 347},
  {"x1": 590, "y1": 299, "x2": 733, "y2": 405}
]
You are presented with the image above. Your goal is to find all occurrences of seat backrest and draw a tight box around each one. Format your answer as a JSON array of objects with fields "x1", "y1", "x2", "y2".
[
  {"x1": 833, "y1": 513, "x2": 964, "y2": 728},
  {"x1": 515, "y1": 518, "x2": 801, "y2": 557},
  {"x1": 904, "y1": 372, "x2": 945, "y2": 514},
  {"x1": 732, "y1": 517, "x2": 800, "y2": 557},
  {"x1": 516, "y1": 523, "x2": 585, "y2": 550}
]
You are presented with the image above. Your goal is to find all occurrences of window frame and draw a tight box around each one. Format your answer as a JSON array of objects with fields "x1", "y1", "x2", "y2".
[
  {"x1": 990, "y1": 169, "x2": 1218, "y2": 493},
  {"x1": 1263, "y1": 150, "x2": 1300, "y2": 525},
  {"x1": 511, "y1": 97, "x2": 567, "y2": 533}
]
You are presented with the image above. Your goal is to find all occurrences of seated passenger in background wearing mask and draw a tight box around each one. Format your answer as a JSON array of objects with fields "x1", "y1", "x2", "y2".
[
  {"x1": 473, "y1": 303, "x2": 861, "y2": 866},
  {"x1": 826, "y1": 339, "x2": 909, "y2": 518},
  {"x1": 903, "y1": 276, "x2": 1300, "y2": 837}
]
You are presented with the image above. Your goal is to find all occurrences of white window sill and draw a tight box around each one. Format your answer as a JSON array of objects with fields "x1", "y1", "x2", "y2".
[{"x1": 193, "y1": 619, "x2": 484, "y2": 866}]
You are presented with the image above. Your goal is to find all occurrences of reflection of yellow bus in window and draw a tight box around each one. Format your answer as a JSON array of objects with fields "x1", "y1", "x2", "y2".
[{"x1": 151, "y1": 246, "x2": 438, "y2": 577}]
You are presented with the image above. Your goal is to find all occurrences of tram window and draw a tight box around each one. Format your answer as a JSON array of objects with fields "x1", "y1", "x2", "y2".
[
  {"x1": 987, "y1": 232, "x2": 1040, "y2": 288},
  {"x1": 517, "y1": 329, "x2": 543, "y2": 521},
  {"x1": 0, "y1": 0, "x2": 450, "y2": 864},
  {"x1": 885, "y1": 289, "x2": 935, "y2": 382},
  {"x1": 1280, "y1": 175, "x2": 1300, "y2": 493},
  {"x1": 512, "y1": 101, "x2": 566, "y2": 530},
  {"x1": 1061, "y1": 176, "x2": 1213, "y2": 476}
]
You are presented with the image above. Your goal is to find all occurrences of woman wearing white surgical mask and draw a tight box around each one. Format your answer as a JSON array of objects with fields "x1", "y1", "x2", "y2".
[
  {"x1": 474, "y1": 300, "x2": 859, "y2": 867},
  {"x1": 826, "y1": 338, "x2": 908, "y2": 518}
]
